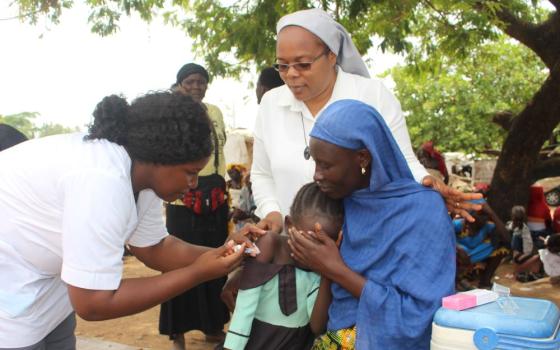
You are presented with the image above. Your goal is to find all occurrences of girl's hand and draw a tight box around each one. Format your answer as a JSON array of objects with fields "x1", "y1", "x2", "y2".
[
  {"x1": 289, "y1": 225, "x2": 367, "y2": 298},
  {"x1": 422, "y1": 175, "x2": 483, "y2": 222},
  {"x1": 192, "y1": 243, "x2": 246, "y2": 282},
  {"x1": 287, "y1": 224, "x2": 344, "y2": 278}
]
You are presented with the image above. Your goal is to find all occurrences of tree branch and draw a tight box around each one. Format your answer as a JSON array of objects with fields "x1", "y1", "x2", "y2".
[
  {"x1": 476, "y1": 2, "x2": 559, "y2": 68},
  {"x1": 532, "y1": 157, "x2": 560, "y2": 181},
  {"x1": 480, "y1": 149, "x2": 502, "y2": 156},
  {"x1": 422, "y1": 0, "x2": 455, "y2": 29},
  {"x1": 487, "y1": 4, "x2": 540, "y2": 52},
  {"x1": 0, "y1": 9, "x2": 41, "y2": 21},
  {"x1": 492, "y1": 111, "x2": 514, "y2": 131}
]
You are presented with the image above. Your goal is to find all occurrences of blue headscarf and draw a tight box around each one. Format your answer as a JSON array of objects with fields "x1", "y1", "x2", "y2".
[{"x1": 310, "y1": 100, "x2": 455, "y2": 349}]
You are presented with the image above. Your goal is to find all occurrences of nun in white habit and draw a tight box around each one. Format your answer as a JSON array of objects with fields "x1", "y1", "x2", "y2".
[{"x1": 248, "y1": 8, "x2": 479, "y2": 234}]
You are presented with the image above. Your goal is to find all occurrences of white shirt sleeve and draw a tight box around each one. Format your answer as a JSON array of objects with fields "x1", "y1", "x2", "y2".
[
  {"x1": 60, "y1": 171, "x2": 134, "y2": 290},
  {"x1": 128, "y1": 190, "x2": 168, "y2": 248},
  {"x1": 251, "y1": 100, "x2": 283, "y2": 218},
  {"x1": 364, "y1": 80, "x2": 428, "y2": 183}
]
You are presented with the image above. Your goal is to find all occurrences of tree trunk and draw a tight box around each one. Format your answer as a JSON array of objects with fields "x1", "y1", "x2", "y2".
[{"x1": 488, "y1": 63, "x2": 560, "y2": 221}]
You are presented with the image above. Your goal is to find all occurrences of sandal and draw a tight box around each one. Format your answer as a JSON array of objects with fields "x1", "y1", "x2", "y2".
[{"x1": 516, "y1": 272, "x2": 536, "y2": 283}]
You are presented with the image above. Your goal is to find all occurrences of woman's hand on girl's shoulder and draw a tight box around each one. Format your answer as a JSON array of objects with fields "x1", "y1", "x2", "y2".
[{"x1": 422, "y1": 175, "x2": 483, "y2": 222}]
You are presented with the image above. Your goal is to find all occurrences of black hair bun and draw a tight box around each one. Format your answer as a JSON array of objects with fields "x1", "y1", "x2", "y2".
[{"x1": 88, "y1": 94, "x2": 129, "y2": 145}]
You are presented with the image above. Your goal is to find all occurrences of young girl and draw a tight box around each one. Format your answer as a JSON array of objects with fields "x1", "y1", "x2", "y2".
[
  {"x1": 507, "y1": 206, "x2": 542, "y2": 281},
  {"x1": 223, "y1": 182, "x2": 343, "y2": 350},
  {"x1": 539, "y1": 234, "x2": 560, "y2": 285}
]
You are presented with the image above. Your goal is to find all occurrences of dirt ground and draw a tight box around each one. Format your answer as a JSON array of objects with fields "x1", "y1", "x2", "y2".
[
  {"x1": 492, "y1": 262, "x2": 560, "y2": 308},
  {"x1": 77, "y1": 247, "x2": 560, "y2": 350},
  {"x1": 75, "y1": 256, "x2": 217, "y2": 350}
]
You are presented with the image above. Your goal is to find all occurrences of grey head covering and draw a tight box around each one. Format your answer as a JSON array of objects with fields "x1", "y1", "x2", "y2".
[{"x1": 276, "y1": 8, "x2": 370, "y2": 78}]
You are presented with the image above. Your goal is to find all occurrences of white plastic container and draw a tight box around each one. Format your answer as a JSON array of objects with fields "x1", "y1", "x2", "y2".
[{"x1": 431, "y1": 296, "x2": 560, "y2": 350}]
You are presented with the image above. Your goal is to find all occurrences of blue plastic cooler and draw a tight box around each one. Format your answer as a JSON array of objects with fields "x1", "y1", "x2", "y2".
[{"x1": 430, "y1": 296, "x2": 560, "y2": 349}]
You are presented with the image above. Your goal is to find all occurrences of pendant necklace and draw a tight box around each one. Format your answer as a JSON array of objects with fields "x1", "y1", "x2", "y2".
[{"x1": 300, "y1": 113, "x2": 310, "y2": 160}]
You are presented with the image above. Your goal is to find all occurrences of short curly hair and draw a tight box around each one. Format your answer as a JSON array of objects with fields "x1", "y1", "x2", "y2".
[{"x1": 85, "y1": 91, "x2": 213, "y2": 165}]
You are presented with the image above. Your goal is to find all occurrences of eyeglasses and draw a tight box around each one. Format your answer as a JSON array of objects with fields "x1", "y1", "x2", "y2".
[{"x1": 273, "y1": 49, "x2": 330, "y2": 73}]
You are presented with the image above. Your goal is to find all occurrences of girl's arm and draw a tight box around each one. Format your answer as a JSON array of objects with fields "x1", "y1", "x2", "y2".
[
  {"x1": 223, "y1": 286, "x2": 262, "y2": 350},
  {"x1": 253, "y1": 229, "x2": 278, "y2": 263},
  {"x1": 220, "y1": 227, "x2": 273, "y2": 312},
  {"x1": 310, "y1": 277, "x2": 332, "y2": 335}
]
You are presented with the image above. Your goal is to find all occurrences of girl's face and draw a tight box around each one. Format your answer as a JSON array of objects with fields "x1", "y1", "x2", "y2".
[
  {"x1": 309, "y1": 137, "x2": 367, "y2": 199},
  {"x1": 140, "y1": 157, "x2": 210, "y2": 202}
]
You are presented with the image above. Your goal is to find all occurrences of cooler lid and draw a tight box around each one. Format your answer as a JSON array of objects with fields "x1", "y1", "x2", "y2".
[{"x1": 434, "y1": 297, "x2": 560, "y2": 339}]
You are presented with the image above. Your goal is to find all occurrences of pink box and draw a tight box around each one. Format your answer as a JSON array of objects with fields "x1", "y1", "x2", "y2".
[{"x1": 442, "y1": 293, "x2": 477, "y2": 311}]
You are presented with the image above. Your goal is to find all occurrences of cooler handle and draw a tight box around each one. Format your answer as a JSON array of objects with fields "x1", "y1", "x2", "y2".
[{"x1": 474, "y1": 327, "x2": 560, "y2": 350}]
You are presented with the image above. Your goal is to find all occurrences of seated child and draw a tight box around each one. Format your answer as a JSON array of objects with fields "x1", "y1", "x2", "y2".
[
  {"x1": 506, "y1": 206, "x2": 541, "y2": 281},
  {"x1": 539, "y1": 234, "x2": 560, "y2": 285},
  {"x1": 453, "y1": 200, "x2": 510, "y2": 288},
  {"x1": 223, "y1": 182, "x2": 343, "y2": 350}
]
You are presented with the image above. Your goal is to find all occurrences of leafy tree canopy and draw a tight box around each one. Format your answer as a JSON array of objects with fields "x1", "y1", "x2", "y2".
[
  {"x1": 391, "y1": 37, "x2": 547, "y2": 155},
  {"x1": 12, "y1": 1, "x2": 554, "y2": 77},
  {"x1": 0, "y1": 112, "x2": 79, "y2": 138}
]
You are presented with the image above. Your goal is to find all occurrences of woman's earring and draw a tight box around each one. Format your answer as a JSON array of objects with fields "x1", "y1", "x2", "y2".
[{"x1": 361, "y1": 167, "x2": 366, "y2": 175}]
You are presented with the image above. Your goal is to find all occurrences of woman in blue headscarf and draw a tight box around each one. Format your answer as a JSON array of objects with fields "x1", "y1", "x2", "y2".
[{"x1": 288, "y1": 99, "x2": 456, "y2": 349}]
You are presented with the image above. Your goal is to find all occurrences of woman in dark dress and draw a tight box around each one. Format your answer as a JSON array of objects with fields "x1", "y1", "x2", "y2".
[{"x1": 159, "y1": 63, "x2": 230, "y2": 349}]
